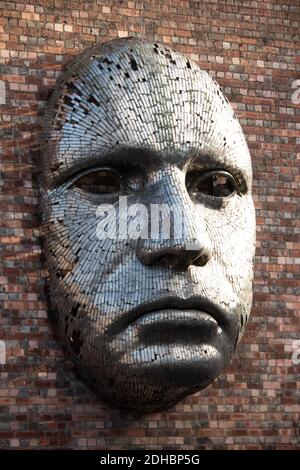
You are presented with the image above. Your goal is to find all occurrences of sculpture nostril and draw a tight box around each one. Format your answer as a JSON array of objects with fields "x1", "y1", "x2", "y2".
[
  {"x1": 155, "y1": 255, "x2": 177, "y2": 269},
  {"x1": 141, "y1": 252, "x2": 176, "y2": 269},
  {"x1": 137, "y1": 245, "x2": 211, "y2": 271},
  {"x1": 194, "y1": 253, "x2": 210, "y2": 267}
]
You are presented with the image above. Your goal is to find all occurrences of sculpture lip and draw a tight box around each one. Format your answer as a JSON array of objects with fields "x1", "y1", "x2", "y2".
[
  {"x1": 130, "y1": 296, "x2": 229, "y2": 327},
  {"x1": 108, "y1": 295, "x2": 235, "y2": 336}
]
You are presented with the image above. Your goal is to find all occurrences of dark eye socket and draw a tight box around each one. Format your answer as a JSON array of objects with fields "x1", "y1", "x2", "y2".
[
  {"x1": 187, "y1": 170, "x2": 238, "y2": 199},
  {"x1": 70, "y1": 168, "x2": 238, "y2": 198},
  {"x1": 73, "y1": 168, "x2": 121, "y2": 194}
]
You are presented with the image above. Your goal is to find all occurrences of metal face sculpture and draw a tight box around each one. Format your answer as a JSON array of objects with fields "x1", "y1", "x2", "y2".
[{"x1": 40, "y1": 38, "x2": 256, "y2": 412}]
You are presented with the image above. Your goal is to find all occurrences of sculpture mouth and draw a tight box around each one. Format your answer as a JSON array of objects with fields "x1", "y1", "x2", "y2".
[
  {"x1": 130, "y1": 309, "x2": 219, "y2": 344},
  {"x1": 107, "y1": 296, "x2": 239, "y2": 377},
  {"x1": 107, "y1": 295, "x2": 237, "y2": 337}
]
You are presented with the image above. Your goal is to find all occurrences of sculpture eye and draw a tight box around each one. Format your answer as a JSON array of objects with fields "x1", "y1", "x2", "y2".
[
  {"x1": 73, "y1": 168, "x2": 121, "y2": 194},
  {"x1": 187, "y1": 170, "x2": 238, "y2": 199}
]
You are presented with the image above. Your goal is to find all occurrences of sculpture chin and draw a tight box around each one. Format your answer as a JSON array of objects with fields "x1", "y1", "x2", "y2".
[
  {"x1": 74, "y1": 347, "x2": 234, "y2": 413},
  {"x1": 69, "y1": 308, "x2": 238, "y2": 413}
]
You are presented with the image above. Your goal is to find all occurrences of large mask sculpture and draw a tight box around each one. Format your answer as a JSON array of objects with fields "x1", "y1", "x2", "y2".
[{"x1": 40, "y1": 38, "x2": 256, "y2": 412}]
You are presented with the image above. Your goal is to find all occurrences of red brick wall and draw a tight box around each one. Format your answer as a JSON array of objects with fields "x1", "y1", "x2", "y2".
[{"x1": 0, "y1": 0, "x2": 299, "y2": 450}]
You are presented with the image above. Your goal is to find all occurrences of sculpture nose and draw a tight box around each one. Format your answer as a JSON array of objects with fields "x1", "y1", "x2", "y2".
[
  {"x1": 136, "y1": 168, "x2": 212, "y2": 271},
  {"x1": 137, "y1": 240, "x2": 211, "y2": 271}
]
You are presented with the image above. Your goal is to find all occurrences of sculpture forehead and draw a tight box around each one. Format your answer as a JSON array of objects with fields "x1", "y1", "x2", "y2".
[{"x1": 43, "y1": 38, "x2": 252, "y2": 185}]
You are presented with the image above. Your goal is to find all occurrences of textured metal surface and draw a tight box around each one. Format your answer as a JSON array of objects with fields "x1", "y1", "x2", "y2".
[{"x1": 39, "y1": 38, "x2": 256, "y2": 412}]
